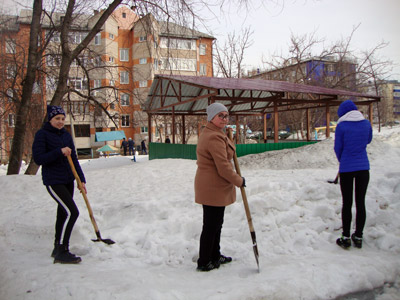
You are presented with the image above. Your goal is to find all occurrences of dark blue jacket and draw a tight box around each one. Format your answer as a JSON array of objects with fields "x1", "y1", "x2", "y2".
[
  {"x1": 32, "y1": 122, "x2": 86, "y2": 186},
  {"x1": 334, "y1": 100, "x2": 372, "y2": 173}
]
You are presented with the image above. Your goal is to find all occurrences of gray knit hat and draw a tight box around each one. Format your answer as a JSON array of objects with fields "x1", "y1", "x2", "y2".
[{"x1": 206, "y1": 103, "x2": 228, "y2": 122}]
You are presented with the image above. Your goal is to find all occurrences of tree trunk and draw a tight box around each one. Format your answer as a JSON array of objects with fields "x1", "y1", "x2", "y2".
[{"x1": 7, "y1": 0, "x2": 42, "y2": 175}]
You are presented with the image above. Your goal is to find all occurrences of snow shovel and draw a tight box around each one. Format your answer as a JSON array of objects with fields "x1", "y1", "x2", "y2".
[
  {"x1": 67, "y1": 155, "x2": 115, "y2": 245},
  {"x1": 328, "y1": 172, "x2": 339, "y2": 184},
  {"x1": 228, "y1": 129, "x2": 260, "y2": 272}
]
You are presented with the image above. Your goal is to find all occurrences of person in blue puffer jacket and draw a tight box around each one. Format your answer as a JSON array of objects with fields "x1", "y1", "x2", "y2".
[
  {"x1": 32, "y1": 105, "x2": 86, "y2": 264},
  {"x1": 334, "y1": 100, "x2": 372, "y2": 249}
]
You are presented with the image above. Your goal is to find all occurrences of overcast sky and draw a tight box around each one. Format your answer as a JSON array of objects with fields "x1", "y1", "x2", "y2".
[
  {"x1": 197, "y1": 0, "x2": 400, "y2": 79},
  {"x1": 2, "y1": 0, "x2": 399, "y2": 80}
]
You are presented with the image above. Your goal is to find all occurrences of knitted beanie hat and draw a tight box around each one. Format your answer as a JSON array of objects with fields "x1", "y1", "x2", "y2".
[
  {"x1": 206, "y1": 103, "x2": 228, "y2": 122},
  {"x1": 47, "y1": 105, "x2": 66, "y2": 121}
]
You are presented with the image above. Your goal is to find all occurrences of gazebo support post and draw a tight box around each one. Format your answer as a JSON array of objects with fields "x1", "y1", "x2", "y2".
[
  {"x1": 369, "y1": 103, "x2": 373, "y2": 126},
  {"x1": 306, "y1": 108, "x2": 311, "y2": 141},
  {"x1": 263, "y1": 113, "x2": 267, "y2": 143},
  {"x1": 274, "y1": 102, "x2": 279, "y2": 143},
  {"x1": 172, "y1": 106, "x2": 176, "y2": 144},
  {"x1": 235, "y1": 115, "x2": 240, "y2": 144},
  {"x1": 182, "y1": 115, "x2": 186, "y2": 144},
  {"x1": 148, "y1": 113, "x2": 152, "y2": 143},
  {"x1": 326, "y1": 103, "x2": 331, "y2": 138}
]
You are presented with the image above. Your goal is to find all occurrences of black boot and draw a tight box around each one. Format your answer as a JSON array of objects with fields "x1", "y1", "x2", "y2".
[
  {"x1": 51, "y1": 243, "x2": 61, "y2": 258},
  {"x1": 54, "y1": 244, "x2": 81, "y2": 264},
  {"x1": 336, "y1": 236, "x2": 351, "y2": 249},
  {"x1": 351, "y1": 233, "x2": 363, "y2": 248}
]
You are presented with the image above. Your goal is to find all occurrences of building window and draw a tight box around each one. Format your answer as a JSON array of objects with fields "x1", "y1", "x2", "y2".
[
  {"x1": 139, "y1": 58, "x2": 147, "y2": 64},
  {"x1": 6, "y1": 64, "x2": 17, "y2": 79},
  {"x1": 74, "y1": 125, "x2": 90, "y2": 137},
  {"x1": 5, "y1": 39, "x2": 16, "y2": 54},
  {"x1": 92, "y1": 79, "x2": 101, "y2": 95},
  {"x1": 110, "y1": 80, "x2": 115, "y2": 86},
  {"x1": 70, "y1": 32, "x2": 87, "y2": 44},
  {"x1": 8, "y1": 114, "x2": 16, "y2": 127},
  {"x1": 139, "y1": 80, "x2": 147, "y2": 88},
  {"x1": 160, "y1": 37, "x2": 196, "y2": 50},
  {"x1": 120, "y1": 71, "x2": 129, "y2": 84},
  {"x1": 199, "y1": 44, "x2": 206, "y2": 55},
  {"x1": 94, "y1": 33, "x2": 101, "y2": 45},
  {"x1": 69, "y1": 77, "x2": 88, "y2": 90},
  {"x1": 65, "y1": 101, "x2": 89, "y2": 115},
  {"x1": 140, "y1": 126, "x2": 148, "y2": 133},
  {"x1": 122, "y1": 12, "x2": 126, "y2": 18},
  {"x1": 46, "y1": 55, "x2": 61, "y2": 67},
  {"x1": 50, "y1": 32, "x2": 60, "y2": 43},
  {"x1": 121, "y1": 93, "x2": 129, "y2": 106},
  {"x1": 160, "y1": 57, "x2": 196, "y2": 71},
  {"x1": 200, "y1": 63, "x2": 206, "y2": 76},
  {"x1": 109, "y1": 56, "x2": 115, "y2": 63},
  {"x1": 109, "y1": 33, "x2": 114, "y2": 40},
  {"x1": 121, "y1": 114, "x2": 130, "y2": 127},
  {"x1": 120, "y1": 49, "x2": 129, "y2": 61},
  {"x1": 139, "y1": 35, "x2": 146, "y2": 42}
]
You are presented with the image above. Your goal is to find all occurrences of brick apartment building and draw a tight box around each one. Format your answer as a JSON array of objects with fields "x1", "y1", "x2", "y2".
[{"x1": 0, "y1": 6, "x2": 214, "y2": 161}]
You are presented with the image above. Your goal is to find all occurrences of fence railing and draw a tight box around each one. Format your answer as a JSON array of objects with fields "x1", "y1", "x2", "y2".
[{"x1": 149, "y1": 141, "x2": 318, "y2": 160}]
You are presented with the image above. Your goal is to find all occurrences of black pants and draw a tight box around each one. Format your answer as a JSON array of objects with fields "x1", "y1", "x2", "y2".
[
  {"x1": 340, "y1": 170, "x2": 369, "y2": 238},
  {"x1": 198, "y1": 205, "x2": 225, "y2": 266},
  {"x1": 46, "y1": 182, "x2": 79, "y2": 246}
]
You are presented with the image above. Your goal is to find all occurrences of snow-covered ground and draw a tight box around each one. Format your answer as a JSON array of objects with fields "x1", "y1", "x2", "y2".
[{"x1": 1, "y1": 125, "x2": 399, "y2": 300}]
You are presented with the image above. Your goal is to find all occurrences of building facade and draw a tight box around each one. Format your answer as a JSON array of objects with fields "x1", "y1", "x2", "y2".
[{"x1": 0, "y1": 6, "x2": 214, "y2": 161}]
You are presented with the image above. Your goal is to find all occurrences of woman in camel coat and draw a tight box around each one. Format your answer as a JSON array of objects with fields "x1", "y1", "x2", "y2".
[{"x1": 194, "y1": 103, "x2": 245, "y2": 272}]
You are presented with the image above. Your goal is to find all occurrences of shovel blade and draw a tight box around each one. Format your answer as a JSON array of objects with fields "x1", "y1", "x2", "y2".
[{"x1": 92, "y1": 238, "x2": 115, "y2": 245}]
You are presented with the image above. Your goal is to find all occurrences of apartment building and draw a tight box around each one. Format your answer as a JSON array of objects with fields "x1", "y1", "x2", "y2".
[
  {"x1": 249, "y1": 57, "x2": 357, "y2": 90},
  {"x1": 0, "y1": 6, "x2": 214, "y2": 161}
]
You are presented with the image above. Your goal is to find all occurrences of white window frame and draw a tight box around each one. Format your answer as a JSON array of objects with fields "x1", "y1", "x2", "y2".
[
  {"x1": 94, "y1": 33, "x2": 101, "y2": 45},
  {"x1": 199, "y1": 44, "x2": 206, "y2": 55},
  {"x1": 140, "y1": 126, "x2": 148, "y2": 133},
  {"x1": 120, "y1": 71, "x2": 129, "y2": 84},
  {"x1": 120, "y1": 48, "x2": 129, "y2": 61},
  {"x1": 139, "y1": 80, "x2": 147, "y2": 88},
  {"x1": 109, "y1": 33, "x2": 114, "y2": 40},
  {"x1": 8, "y1": 114, "x2": 15, "y2": 127},
  {"x1": 160, "y1": 57, "x2": 196, "y2": 71},
  {"x1": 5, "y1": 39, "x2": 16, "y2": 54},
  {"x1": 200, "y1": 63, "x2": 206, "y2": 76},
  {"x1": 139, "y1": 35, "x2": 146, "y2": 42},
  {"x1": 139, "y1": 58, "x2": 147, "y2": 64},
  {"x1": 121, "y1": 114, "x2": 130, "y2": 127},
  {"x1": 121, "y1": 93, "x2": 130, "y2": 106}
]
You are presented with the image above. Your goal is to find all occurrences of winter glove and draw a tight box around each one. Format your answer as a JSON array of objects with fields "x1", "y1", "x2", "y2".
[{"x1": 241, "y1": 177, "x2": 246, "y2": 187}]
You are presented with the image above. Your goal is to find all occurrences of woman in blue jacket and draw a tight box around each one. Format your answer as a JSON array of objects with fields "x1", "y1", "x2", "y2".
[
  {"x1": 334, "y1": 100, "x2": 372, "y2": 249},
  {"x1": 32, "y1": 105, "x2": 86, "y2": 264}
]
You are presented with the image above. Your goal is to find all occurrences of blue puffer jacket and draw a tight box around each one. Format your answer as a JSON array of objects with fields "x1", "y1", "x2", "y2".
[
  {"x1": 32, "y1": 122, "x2": 86, "y2": 186},
  {"x1": 334, "y1": 100, "x2": 372, "y2": 173}
]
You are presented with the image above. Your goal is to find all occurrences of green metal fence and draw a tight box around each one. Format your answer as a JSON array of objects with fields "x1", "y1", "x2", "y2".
[{"x1": 149, "y1": 141, "x2": 317, "y2": 160}]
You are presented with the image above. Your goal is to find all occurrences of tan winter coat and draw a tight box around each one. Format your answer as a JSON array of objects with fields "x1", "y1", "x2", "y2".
[{"x1": 194, "y1": 122, "x2": 243, "y2": 207}]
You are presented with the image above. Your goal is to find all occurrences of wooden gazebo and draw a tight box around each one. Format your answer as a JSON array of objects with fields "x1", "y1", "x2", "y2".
[{"x1": 144, "y1": 75, "x2": 380, "y2": 143}]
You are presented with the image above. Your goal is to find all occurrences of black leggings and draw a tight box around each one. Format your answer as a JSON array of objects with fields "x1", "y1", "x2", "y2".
[
  {"x1": 340, "y1": 170, "x2": 369, "y2": 238},
  {"x1": 198, "y1": 205, "x2": 225, "y2": 266},
  {"x1": 46, "y1": 182, "x2": 79, "y2": 246}
]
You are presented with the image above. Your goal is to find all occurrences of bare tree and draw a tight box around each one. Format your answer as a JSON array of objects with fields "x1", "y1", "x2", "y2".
[
  {"x1": 256, "y1": 27, "x2": 392, "y2": 139},
  {"x1": 214, "y1": 26, "x2": 254, "y2": 78}
]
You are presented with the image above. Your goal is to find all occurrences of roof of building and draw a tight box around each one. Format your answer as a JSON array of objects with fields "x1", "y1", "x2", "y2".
[
  {"x1": 145, "y1": 75, "x2": 380, "y2": 116},
  {"x1": 158, "y1": 21, "x2": 214, "y2": 39}
]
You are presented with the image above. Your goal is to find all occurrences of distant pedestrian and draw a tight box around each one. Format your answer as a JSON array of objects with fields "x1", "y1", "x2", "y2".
[
  {"x1": 141, "y1": 140, "x2": 147, "y2": 155},
  {"x1": 165, "y1": 136, "x2": 171, "y2": 143},
  {"x1": 334, "y1": 100, "x2": 372, "y2": 250},
  {"x1": 32, "y1": 105, "x2": 85, "y2": 264},
  {"x1": 128, "y1": 138, "x2": 135, "y2": 156},
  {"x1": 120, "y1": 138, "x2": 128, "y2": 156}
]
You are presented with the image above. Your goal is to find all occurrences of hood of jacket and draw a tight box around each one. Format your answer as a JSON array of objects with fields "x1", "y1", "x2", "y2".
[{"x1": 337, "y1": 100, "x2": 358, "y2": 117}]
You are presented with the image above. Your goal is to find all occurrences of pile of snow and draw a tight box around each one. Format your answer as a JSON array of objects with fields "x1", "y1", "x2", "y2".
[{"x1": 1, "y1": 126, "x2": 399, "y2": 300}]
